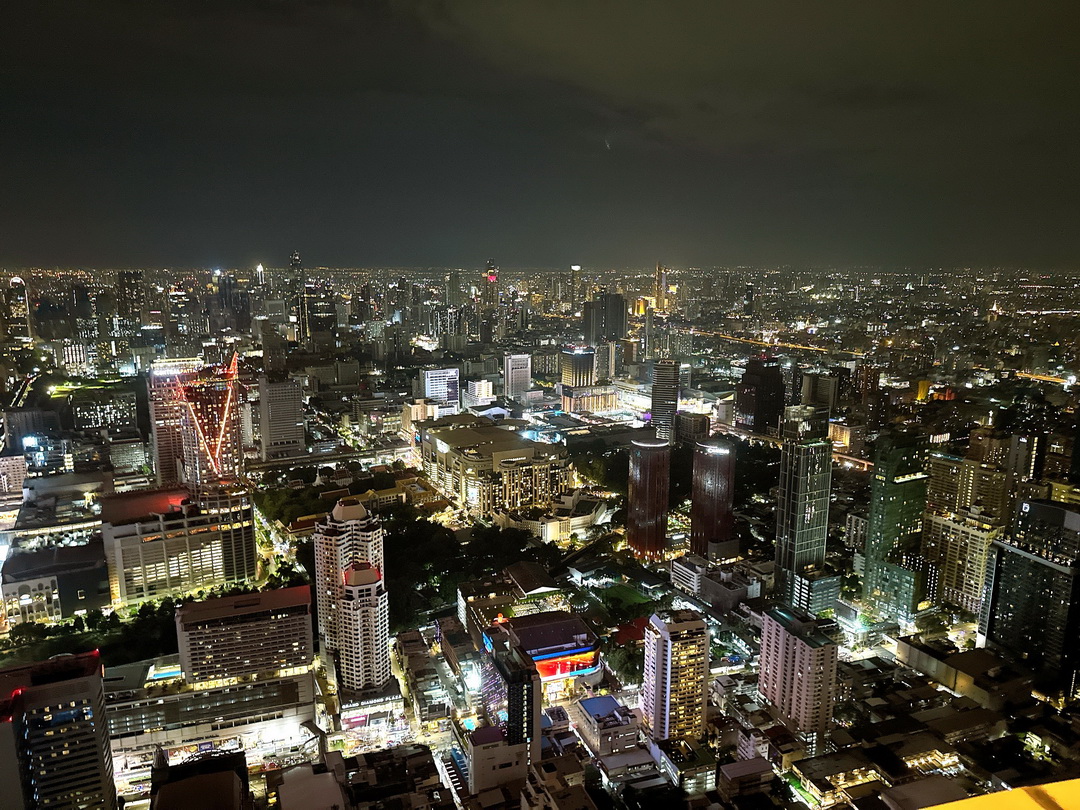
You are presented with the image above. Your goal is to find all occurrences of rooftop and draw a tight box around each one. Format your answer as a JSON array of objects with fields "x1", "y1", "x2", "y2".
[{"x1": 175, "y1": 585, "x2": 310, "y2": 625}]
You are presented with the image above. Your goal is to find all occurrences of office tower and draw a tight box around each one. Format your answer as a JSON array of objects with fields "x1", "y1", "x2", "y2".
[
  {"x1": 462, "y1": 379, "x2": 495, "y2": 409},
  {"x1": 800, "y1": 373, "x2": 839, "y2": 412},
  {"x1": 0, "y1": 651, "x2": 117, "y2": 809},
  {"x1": 481, "y1": 259, "x2": 500, "y2": 310},
  {"x1": 735, "y1": 356, "x2": 786, "y2": 436},
  {"x1": 4, "y1": 276, "x2": 33, "y2": 343},
  {"x1": 117, "y1": 269, "x2": 146, "y2": 333},
  {"x1": 299, "y1": 279, "x2": 336, "y2": 348},
  {"x1": 422, "y1": 367, "x2": 461, "y2": 410},
  {"x1": 863, "y1": 433, "x2": 930, "y2": 622},
  {"x1": 853, "y1": 362, "x2": 880, "y2": 404},
  {"x1": 642, "y1": 610, "x2": 709, "y2": 741},
  {"x1": 178, "y1": 356, "x2": 243, "y2": 490},
  {"x1": 257, "y1": 376, "x2": 305, "y2": 461},
  {"x1": 502, "y1": 353, "x2": 532, "y2": 400},
  {"x1": 445, "y1": 270, "x2": 464, "y2": 306},
  {"x1": 148, "y1": 358, "x2": 205, "y2": 485},
  {"x1": 641, "y1": 306, "x2": 655, "y2": 360},
  {"x1": 654, "y1": 263, "x2": 668, "y2": 311},
  {"x1": 175, "y1": 586, "x2": 313, "y2": 684},
  {"x1": 628, "y1": 437, "x2": 671, "y2": 561},
  {"x1": 560, "y1": 348, "x2": 596, "y2": 387},
  {"x1": 313, "y1": 498, "x2": 389, "y2": 691},
  {"x1": 103, "y1": 484, "x2": 257, "y2": 603},
  {"x1": 691, "y1": 438, "x2": 736, "y2": 560},
  {"x1": 759, "y1": 607, "x2": 838, "y2": 755},
  {"x1": 774, "y1": 406, "x2": 837, "y2": 613},
  {"x1": 921, "y1": 451, "x2": 1010, "y2": 613},
  {"x1": 582, "y1": 292, "x2": 628, "y2": 346},
  {"x1": 980, "y1": 500, "x2": 1080, "y2": 696},
  {"x1": 742, "y1": 283, "x2": 754, "y2": 317},
  {"x1": 567, "y1": 264, "x2": 578, "y2": 312},
  {"x1": 337, "y1": 562, "x2": 391, "y2": 692},
  {"x1": 675, "y1": 411, "x2": 710, "y2": 446},
  {"x1": 481, "y1": 637, "x2": 542, "y2": 763},
  {"x1": 651, "y1": 359, "x2": 680, "y2": 445}
]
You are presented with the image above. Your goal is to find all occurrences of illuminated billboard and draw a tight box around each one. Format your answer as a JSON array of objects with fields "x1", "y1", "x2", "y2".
[{"x1": 532, "y1": 648, "x2": 601, "y2": 682}]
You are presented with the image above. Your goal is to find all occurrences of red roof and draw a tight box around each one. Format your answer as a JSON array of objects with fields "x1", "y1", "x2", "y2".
[{"x1": 613, "y1": 616, "x2": 649, "y2": 645}]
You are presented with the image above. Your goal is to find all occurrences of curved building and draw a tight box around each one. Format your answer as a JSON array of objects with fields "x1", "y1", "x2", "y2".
[
  {"x1": 628, "y1": 437, "x2": 671, "y2": 560},
  {"x1": 691, "y1": 438, "x2": 736, "y2": 560}
]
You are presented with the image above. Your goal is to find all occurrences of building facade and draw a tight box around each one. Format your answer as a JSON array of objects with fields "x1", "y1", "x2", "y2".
[
  {"x1": 627, "y1": 437, "x2": 671, "y2": 561},
  {"x1": 642, "y1": 610, "x2": 709, "y2": 741}
]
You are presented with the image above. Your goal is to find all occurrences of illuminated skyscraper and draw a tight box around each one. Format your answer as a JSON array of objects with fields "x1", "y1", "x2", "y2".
[
  {"x1": 178, "y1": 355, "x2": 243, "y2": 491},
  {"x1": 863, "y1": 432, "x2": 930, "y2": 622},
  {"x1": 628, "y1": 437, "x2": 671, "y2": 560},
  {"x1": 422, "y1": 367, "x2": 461, "y2": 410},
  {"x1": 313, "y1": 498, "x2": 390, "y2": 693},
  {"x1": 560, "y1": 348, "x2": 596, "y2": 387},
  {"x1": 4, "y1": 276, "x2": 32, "y2": 343},
  {"x1": 149, "y1": 357, "x2": 205, "y2": 486},
  {"x1": 0, "y1": 651, "x2": 117, "y2": 809},
  {"x1": 503, "y1": 353, "x2": 532, "y2": 400},
  {"x1": 691, "y1": 438, "x2": 736, "y2": 560},
  {"x1": 650, "y1": 360, "x2": 680, "y2": 445},
  {"x1": 980, "y1": 499, "x2": 1080, "y2": 695},
  {"x1": 759, "y1": 607, "x2": 838, "y2": 755},
  {"x1": 257, "y1": 376, "x2": 305, "y2": 461},
  {"x1": 117, "y1": 270, "x2": 146, "y2": 335},
  {"x1": 481, "y1": 258, "x2": 500, "y2": 310},
  {"x1": 642, "y1": 610, "x2": 708, "y2": 741},
  {"x1": 742, "y1": 283, "x2": 754, "y2": 317},
  {"x1": 654, "y1": 263, "x2": 668, "y2": 312},
  {"x1": 774, "y1": 406, "x2": 837, "y2": 613}
]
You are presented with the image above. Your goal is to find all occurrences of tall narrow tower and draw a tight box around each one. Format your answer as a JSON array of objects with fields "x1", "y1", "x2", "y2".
[
  {"x1": 654, "y1": 263, "x2": 668, "y2": 312},
  {"x1": 650, "y1": 360, "x2": 680, "y2": 445},
  {"x1": 691, "y1": 438, "x2": 736, "y2": 560},
  {"x1": 642, "y1": 610, "x2": 708, "y2": 741},
  {"x1": 774, "y1": 406, "x2": 837, "y2": 613},
  {"x1": 628, "y1": 438, "x2": 671, "y2": 560},
  {"x1": 178, "y1": 354, "x2": 243, "y2": 491}
]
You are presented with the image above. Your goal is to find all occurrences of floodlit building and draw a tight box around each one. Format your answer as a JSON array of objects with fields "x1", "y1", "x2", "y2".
[
  {"x1": 650, "y1": 359, "x2": 680, "y2": 444},
  {"x1": 257, "y1": 376, "x2": 305, "y2": 461},
  {"x1": 627, "y1": 437, "x2": 671, "y2": 561},
  {"x1": 0, "y1": 650, "x2": 117, "y2": 810},
  {"x1": 759, "y1": 606, "x2": 838, "y2": 755},
  {"x1": 176, "y1": 585, "x2": 313, "y2": 684},
  {"x1": 642, "y1": 610, "x2": 709, "y2": 741},
  {"x1": 691, "y1": 438, "x2": 736, "y2": 560},
  {"x1": 503, "y1": 353, "x2": 532, "y2": 400}
]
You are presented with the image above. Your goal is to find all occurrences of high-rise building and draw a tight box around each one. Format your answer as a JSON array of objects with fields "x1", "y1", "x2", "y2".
[
  {"x1": 735, "y1": 356, "x2": 786, "y2": 436},
  {"x1": 313, "y1": 498, "x2": 390, "y2": 693},
  {"x1": 759, "y1": 607, "x2": 838, "y2": 755},
  {"x1": 298, "y1": 278, "x2": 337, "y2": 348},
  {"x1": 582, "y1": 293, "x2": 627, "y2": 346},
  {"x1": 148, "y1": 357, "x2": 205, "y2": 486},
  {"x1": 178, "y1": 356, "x2": 243, "y2": 491},
  {"x1": 691, "y1": 438, "x2": 736, "y2": 560},
  {"x1": 117, "y1": 269, "x2": 146, "y2": 334},
  {"x1": 800, "y1": 373, "x2": 839, "y2": 412},
  {"x1": 422, "y1": 367, "x2": 461, "y2": 410},
  {"x1": 480, "y1": 636, "x2": 542, "y2": 764},
  {"x1": 774, "y1": 406, "x2": 837, "y2": 613},
  {"x1": 923, "y1": 506, "x2": 1004, "y2": 615},
  {"x1": 102, "y1": 484, "x2": 257, "y2": 604},
  {"x1": 175, "y1": 586, "x2": 313, "y2": 684},
  {"x1": 650, "y1": 360, "x2": 680, "y2": 445},
  {"x1": 628, "y1": 437, "x2": 671, "y2": 561},
  {"x1": 654, "y1": 263, "x2": 668, "y2": 312},
  {"x1": 337, "y1": 562, "x2": 391, "y2": 693},
  {"x1": 642, "y1": 610, "x2": 709, "y2": 741},
  {"x1": 742, "y1": 283, "x2": 754, "y2": 318},
  {"x1": 481, "y1": 259, "x2": 500, "y2": 310},
  {"x1": 502, "y1": 353, "x2": 532, "y2": 399},
  {"x1": 3, "y1": 276, "x2": 33, "y2": 343},
  {"x1": 863, "y1": 433, "x2": 929, "y2": 623},
  {"x1": 980, "y1": 499, "x2": 1080, "y2": 694},
  {"x1": 560, "y1": 348, "x2": 596, "y2": 388},
  {"x1": 257, "y1": 376, "x2": 305, "y2": 461},
  {"x1": 0, "y1": 650, "x2": 117, "y2": 809}
]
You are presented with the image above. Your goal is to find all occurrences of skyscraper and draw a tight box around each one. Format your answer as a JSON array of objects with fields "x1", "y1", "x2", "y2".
[
  {"x1": 642, "y1": 610, "x2": 708, "y2": 741},
  {"x1": 481, "y1": 258, "x2": 500, "y2": 310},
  {"x1": 178, "y1": 355, "x2": 243, "y2": 491},
  {"x1": 980, "y1": 499, "x2": 1080, "y2": 695},
  {"x1": 735, "y1": 356, "x2": 786, "y2": 436},
  {"x1": 117, "y1": 269, "x2": 146, "y2": 334},
  {"x1": 582, "y1": 292, "x2": 628, "y2": 347},
  {"x1": 628, "y1": 437, "x2": 671, "y2": 560},
  {"x1": 560, "y1": 348, "x2": 596, "y2": 388},
  {"x1": 422, "y1": 367, "x2": 461, "y2": 410},
  {"x1": 502, "y1": 354, "x2": 532, "y2": 399},
  {"x1": 149, "y1": 357, "x2": 206, "y2": 486},
  {"x1": 0, "y1": 650, "x2": 117, "y2": 809},
  {"x1": 481, "y1": 636, "x2": 542, "y2": 764},
  {"x1": 863, "y1": 432, "x2": 930, "y2": 623},
  {"x1": 257, "y1": 376, "x2": 305, "y2": 461},
  {"x1": 691, "y1": 438, "x2": 736, "y2": 560},
  {"x1": 774, "y1": 406, "x2": 837, "y2": 613},
  {"x1": 338, "y1": 562, "x2": 391, "y2": 693},
  {"x1": 759, "y1": 607, "x2": 838, "y2": 755},
  {"x1": 4, "y1": 276, "x2": 33, "y2": 343},
  {"x1": 313, "y1": 498, "x2": 390, "y2": 693},
  {"x1": 742, "y1": 283, "x2": 754, "y2": 317},
  {"x1": 654, "y1": 263, "x2": 668, "y2": 312},
  {"x1": 650, "y1": 360, "x2": 680, "y2": 445}
]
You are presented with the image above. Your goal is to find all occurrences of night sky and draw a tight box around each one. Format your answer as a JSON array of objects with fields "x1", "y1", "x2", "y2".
[{"x1": 3, "y1": 1, "x2": 1079, "y2": 269}]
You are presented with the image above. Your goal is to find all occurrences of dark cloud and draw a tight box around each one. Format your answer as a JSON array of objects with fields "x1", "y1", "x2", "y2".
[{"x1": 1, "y1": 0, "x2": 1078, "y2": 268}]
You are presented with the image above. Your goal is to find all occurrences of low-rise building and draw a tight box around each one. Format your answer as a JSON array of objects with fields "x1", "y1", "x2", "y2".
[{"x1": 570, "y1": 695, "x2": 641, "y2": 757}]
